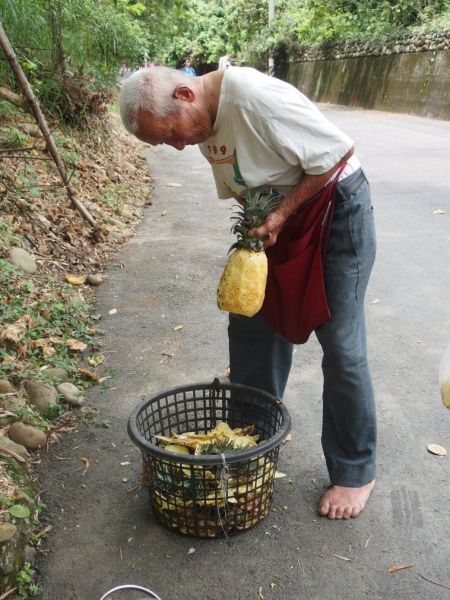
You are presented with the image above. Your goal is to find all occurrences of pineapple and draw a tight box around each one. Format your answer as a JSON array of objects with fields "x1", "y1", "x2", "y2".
[{"x1": 217, "y1": 189, "x2": 281, "y2": 317}]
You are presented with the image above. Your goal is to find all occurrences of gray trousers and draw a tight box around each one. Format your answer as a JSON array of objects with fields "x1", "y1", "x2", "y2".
[{"x1": 228, "y1": 168, "x2": 377, "y2": 487}]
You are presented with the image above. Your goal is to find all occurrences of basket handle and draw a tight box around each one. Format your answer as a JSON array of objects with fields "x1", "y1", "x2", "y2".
[{"x1": 99, "y1": 584, "x2": 162, "y2": 600}]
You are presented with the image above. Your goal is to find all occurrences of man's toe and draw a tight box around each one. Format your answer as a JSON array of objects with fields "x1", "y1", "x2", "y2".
[
  {"x1": 334, "y1": 506, "x2": 345, "y2": 519},
  {"x1": 342, "y1": 506, "x2": 353, "y2": 519},
  {"x1": 319, "y1": 500, "x2": 329, "y2": 516},
  {"x1": 327, "y1": 504, "x2": 337, "y2": 519}
]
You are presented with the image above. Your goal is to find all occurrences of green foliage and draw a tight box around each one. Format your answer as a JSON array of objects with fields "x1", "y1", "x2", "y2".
[
  {"x1": 15, "y1": 165, "x2": 42, "y2": 198},
  {"x1": 16, "y1": 405, "x2": 55, "y2": 430},
  {"x1": 9, "y1": 503, "x2": 31, "y2": 519},
  {"x1": 0, "y1": 0, "x2": 448, "y2": 123},
  {"x1": 0, "y1": 99, "x2": 22, "y2": 117},
  {"x1": 272, "y1": 0, "x2": 450, "y2": 48},
  {"x1": 0, "y1": 126, "x2": 28, "y2": 149},
  {"x1": 16, "y1": 561, "x2": 42, "y2": 600},
  {"x1": 141, "y1": 0, "x2": 450, "y2": 68},
  {"x1": 0, "y1": 221, "x2": 21, "y2": 249},
  {"x1": 0, "y1": 0, "x2": 149, "y2": 120},
  {"x1": 0, "y1": 493, "x2": 14, "y2": 508},
  {"x1": 0, "y1": 258, "x2": 95, "y2": 386}
]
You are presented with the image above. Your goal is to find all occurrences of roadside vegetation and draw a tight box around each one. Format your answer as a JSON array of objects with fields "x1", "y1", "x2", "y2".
[{"x1": 0, "y1": 91, "x2": 150, "y2": 598}]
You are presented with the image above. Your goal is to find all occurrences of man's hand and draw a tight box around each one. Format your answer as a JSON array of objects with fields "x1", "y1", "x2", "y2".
[
  {"x1": 249, "y1": 146, "x2": 355, "y2": 248},
  {"x1": 249, "y1": 208, "x2": 288, "y2": 248}
]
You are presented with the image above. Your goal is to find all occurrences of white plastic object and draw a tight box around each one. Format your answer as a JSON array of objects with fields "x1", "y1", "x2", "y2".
[
  {"x1": 99, "y1": 585, "x2": 162, "y2": 600},
  {"x1": 439, "y1": 339, "x2": 450, "y2": 409}
]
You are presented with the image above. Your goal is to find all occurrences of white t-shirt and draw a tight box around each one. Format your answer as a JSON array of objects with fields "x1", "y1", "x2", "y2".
[{"x1": 199, "y1": 67, "x2": 360, "y2": 199}]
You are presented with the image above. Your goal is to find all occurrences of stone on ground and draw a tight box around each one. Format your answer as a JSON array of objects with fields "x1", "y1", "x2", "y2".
[
  {"x1": 9, "y1": 247, "x2": 37, "y2": 274},
  {"x1": 42, "y1": 367, "x2": 68, "y2": 384},
  {"x1": 9, "y1": 422, "x2": 47, "y2": 451},
  {"x1": 0, "y1": 380, "x2": 13, "y2": 394},
  {"x1": 24, "y1": 380, "x2": 58, "y2": 414},
  {"x1": 56, "y1": 382, "x2": 85, "y2": 407},
  {"x1": 0, "y1": 436, "x2": 29, "y2": 460}
]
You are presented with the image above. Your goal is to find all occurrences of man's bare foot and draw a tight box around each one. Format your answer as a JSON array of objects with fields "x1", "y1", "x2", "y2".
[{"x1": 318, "y1": 480, "x2": 375, "y2": 519}]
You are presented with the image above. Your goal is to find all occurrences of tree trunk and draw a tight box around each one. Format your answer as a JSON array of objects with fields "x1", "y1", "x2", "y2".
[{"x1": 46, "y1": 0, "x2": 66, "y2": 77}]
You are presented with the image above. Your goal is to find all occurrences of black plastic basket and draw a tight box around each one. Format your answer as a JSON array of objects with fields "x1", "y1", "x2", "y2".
[{"x1": 128, "y1": 381, "x2": 291, "y2": 538}]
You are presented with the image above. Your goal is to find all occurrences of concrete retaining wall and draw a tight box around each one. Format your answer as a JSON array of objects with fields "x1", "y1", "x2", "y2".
[{"x1": 283, "y1": 48, "x2": 450, "y2": 120}]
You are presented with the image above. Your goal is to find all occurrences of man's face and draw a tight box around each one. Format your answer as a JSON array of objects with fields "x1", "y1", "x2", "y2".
[{"x1": 136, "y1": 103, "x2": 211, "y2": 151}]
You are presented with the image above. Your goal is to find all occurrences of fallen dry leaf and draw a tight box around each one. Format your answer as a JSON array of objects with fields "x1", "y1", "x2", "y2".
[
  {"x1": 32, "y1": 339, "x2": 56, "y2": 358},
  {"x1": 0, "y1": 445, "x2": 27, "y2": 462},
  {"x1": 0, "y1": 411, "x2": 17, "y2": 419},
  {"x1": 81, "y1": 457, "x2": 90, "y2": 475},
  {"x1": 65, "y1": 274, "x2": 86, "y2": 285},
  {"x1": 66, "y1": 339, "x2": 88, "y2": 352},
  {"x1": 78, "y1": 368, "x2": 99, "y2": 382},
  {"x1": 88, "y1": 354, "x2": 105, "y2": 367},
  {"x1": 388, "y1": 564, "x2": 415, "y2": 573},
  {"x1": 427, "y1": 443, "x2": 447, "y2": 457},
  {"x1": 1, "y1": 324, "x2": 26, "y2": 344},
  {"x1": 1, "y1": 316, "x2": 32, "y2": 343},
  {"x1": 173, "y1": 325, "x2": 183, "y2": 331}
]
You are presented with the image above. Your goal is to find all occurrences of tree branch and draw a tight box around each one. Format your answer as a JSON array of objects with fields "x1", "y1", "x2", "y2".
[
  {"x1": 0, "y1": 85, "x2": 28, "y2": 110},
  {"x1": 0, "y1": 24, "x2": 99, "y2": 232}
]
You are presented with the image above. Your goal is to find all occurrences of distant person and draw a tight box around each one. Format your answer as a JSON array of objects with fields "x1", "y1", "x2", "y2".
[
  {"x1": 181, "y1": 58, "x2": 196, "y2": 77},
  {"x1": 218, "y1": 55, "x2": 231, "y2": 71},
  {"x1": 119, "y1": 63, "x2": 131, "y2": 78}
]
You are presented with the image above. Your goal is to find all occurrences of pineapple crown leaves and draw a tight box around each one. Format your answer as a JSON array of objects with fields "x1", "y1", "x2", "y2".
[
  {"x1": 228, "y1": 188, "x2": 282, "y2": 252},
  {"x1": 198, "y1": 438, "x2": 242, "y2": 455}
]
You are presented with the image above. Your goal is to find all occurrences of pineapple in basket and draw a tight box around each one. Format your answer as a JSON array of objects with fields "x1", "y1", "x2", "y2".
[{"x1": 217, "y1": 189, "x2": 281, "y2": 317}]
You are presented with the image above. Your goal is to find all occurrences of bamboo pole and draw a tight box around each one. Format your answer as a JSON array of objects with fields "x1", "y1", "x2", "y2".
[{"x1": 0, "y1": 23, "x2": 99, "y2": 231}]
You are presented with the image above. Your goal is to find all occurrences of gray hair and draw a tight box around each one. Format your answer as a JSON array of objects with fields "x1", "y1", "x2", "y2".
[{"x1": 119, "y1": 67, "x2": 192, "y2": 134}]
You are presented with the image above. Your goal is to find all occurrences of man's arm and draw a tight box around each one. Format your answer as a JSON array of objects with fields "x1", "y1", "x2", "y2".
[{"x1": 249, "y1": 147, "x2": 354, "y2": 248}]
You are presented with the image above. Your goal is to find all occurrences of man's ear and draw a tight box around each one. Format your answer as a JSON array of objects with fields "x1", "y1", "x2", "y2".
[{"x1": 173, "y1": 85, "x2": 195, "y2": 102}]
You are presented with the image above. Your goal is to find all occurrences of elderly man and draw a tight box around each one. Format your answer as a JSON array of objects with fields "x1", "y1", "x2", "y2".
[{"x1": 120, "y1": 66, "x2": 377, "y2": 520}]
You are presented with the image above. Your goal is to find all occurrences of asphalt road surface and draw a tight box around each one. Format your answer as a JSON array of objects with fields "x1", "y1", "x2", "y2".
[{"x1": 37, "y1": 105, "x2": 450, "y2": 600}]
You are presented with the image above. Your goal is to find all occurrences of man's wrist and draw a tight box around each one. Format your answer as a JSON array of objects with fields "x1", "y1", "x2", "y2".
[{"x1": 278, "y1": 192, "x2": 304, "y2": 219}]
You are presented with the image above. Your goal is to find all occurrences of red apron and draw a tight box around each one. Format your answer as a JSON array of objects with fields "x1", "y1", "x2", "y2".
[{"x1": 261, "y1": 168, "x2": 344, "y2": 344}]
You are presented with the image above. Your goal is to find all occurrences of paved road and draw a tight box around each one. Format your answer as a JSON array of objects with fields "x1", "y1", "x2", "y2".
[{"x1": 37, "y1": 106, "x2": 450, "y2": 600}]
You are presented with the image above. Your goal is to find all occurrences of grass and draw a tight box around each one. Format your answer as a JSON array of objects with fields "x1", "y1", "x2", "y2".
[
  {"x1": 0, "y1": 244, "x2": 99, "y2": 391},
  {"x1": 16, "y1": 561, "x2": 42, "y2": 599},
  {"x1": 0, "y1": 126, "x2": 29, "y2": 149}
]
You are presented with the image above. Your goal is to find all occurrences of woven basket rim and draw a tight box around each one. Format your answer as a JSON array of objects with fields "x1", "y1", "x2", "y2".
[{"x1": 127, "y1": 381, "x2": 291, "y2": 465}]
